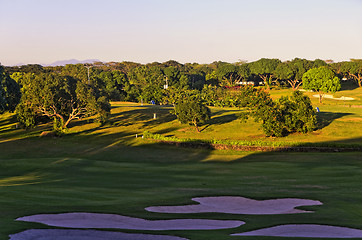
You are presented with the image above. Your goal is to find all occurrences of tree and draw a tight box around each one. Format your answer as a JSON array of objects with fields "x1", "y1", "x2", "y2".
[
  {"x1": 0, "y1": 65, "x2": 21, "y2": 113},
  {"x1": 186, "y1": 65, "x2": 209, "y2": 90},
  {"x1": 205, "y1": 71, "x2": 219, "y2": 86},
  {"x1": 215, "y1": 63, "x2": 241, "y2": 87},
  {"x1": 312, "y1": 59, "x2": 327, "y2": 68},
  {"x1": 164, "y1": 66, "x2": 190, "y2": 90},
  {"x1": 288, "y1": 58, "x2": 311, "y2": 90},
  {"x1": 273, "y1": 62, "x2": 295, "y2": 88},
  {"x1": 16, "y1": 72, "x2": 110, "y2": 131},
  {"x1": 256, "y1": 91, "x2": 316, "y2": 137},
  {"x1": 249, "y1": 58, "x2": 281, "y2": 89},
  {"x1": 61, "y1": 64, "x2": 88, "y2": 82},
  {"x1": 237, "y1": 87, "x2": 284, "y2": 136},
  {"x1": 238, "y1": 87, "x2": 316, "y2": 137},
  {"x1": 164, "y1": 66, "x2": 181, "y2": 85},
  {"x1": 127, "y1": 66, "x2": 164, "y2": 103},
  {"x1": 97, "y1": 70, "x2": 127, "y2": 101},
  {"x1": 340, "y1": 61, "x2": 362, "y2": 87},
  {"x1": 302, "y1": 67, "x2": 341, "y2": 103},
  {"x1": 237, "y1": 64, "x2": 251, "y2": 83},
  {"x1": 173, "y1": 94, "x2": 211, "y2": 132}
]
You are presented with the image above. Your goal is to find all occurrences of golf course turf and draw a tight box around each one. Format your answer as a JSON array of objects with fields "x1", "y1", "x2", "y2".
[{"x1": 0, "y1": 88, "x2": 361, "y2": 240}]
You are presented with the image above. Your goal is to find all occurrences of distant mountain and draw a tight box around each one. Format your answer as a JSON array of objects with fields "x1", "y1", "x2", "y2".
[{"x1": 46, "y1": 59, "x2": 101, "y2": 66}]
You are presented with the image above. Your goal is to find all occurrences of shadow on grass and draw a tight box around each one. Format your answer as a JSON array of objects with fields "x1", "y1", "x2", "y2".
[
  {"x1": 154, "y1": 127, "x2": 179, "y2": 135},
  {"x1": 146, "y1": 136, "x2": 362, "y2": 154},
  {"x1": 0, "y1": 129, "x2": 214, "y2": 167},
  {"x1": 316, "y1": 112, "x2": 351, "y2": 129},
  {"x1": 109, "y1": 105, "x2": 176, "y2": 128},
  {"x1": 0, "y1": 102, "x2": 359, "y2": 164},
  {"x1": 340, "y1": 80, "x2": 359, "y2": 91},
  {"x1": 0, "y1": 114, "x2": 17, "y2": 126},
  {"x1": 209, "y1": 113, "x2": 238, "y2": 125}
]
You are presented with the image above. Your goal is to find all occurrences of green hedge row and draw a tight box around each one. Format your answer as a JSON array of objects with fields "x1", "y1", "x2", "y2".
[{"x1": 142, "y1": 131, "x2": 362, "y2": 151}]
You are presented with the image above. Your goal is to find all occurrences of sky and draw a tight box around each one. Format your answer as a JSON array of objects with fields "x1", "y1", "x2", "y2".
[{"x1": 1, "y1": 0, "x2": 361, "y2": 66}]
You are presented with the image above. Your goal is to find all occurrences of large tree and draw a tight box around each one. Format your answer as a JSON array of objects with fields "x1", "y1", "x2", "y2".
[
  {"x1": 0, "y1": 65, "x2": 21, "y2": 113},
  {"x1": 273, "y1": 62, "x2": 295, "y2": 88},
  {"x1": 340, "y1": 60, "x2": 362, "y2": 87},
  {"x1": 289, "y1": 58, "x2": 313, "y2": 90},
  {"x1": 214, "y1": 63, "x2": 240, "y2": 87},
  {"x1": 302, "y1": 67, "x2": 341, "y2": 103},
  {"x1": 16, "y1": 72, "x2": 110, "y2": 131},
  {"x1": 249, "y1": 58, "x2": 281, "y2": 88}
]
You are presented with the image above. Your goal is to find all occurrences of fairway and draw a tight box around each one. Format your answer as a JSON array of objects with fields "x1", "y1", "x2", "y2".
[
  {"x1": 0, "y1": 136, "x2": 361, "y2": 239},
  {"x1": 0, "y1": 94, "x2": 361, "y2": 239}
]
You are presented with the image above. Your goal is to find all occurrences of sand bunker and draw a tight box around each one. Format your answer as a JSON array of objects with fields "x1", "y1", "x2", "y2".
[
  {"x1": 313, "y1": 94, "x2": 355, "y2": 100},
  {"x1": 16, "y1": 212, "x2": 244, "y2": 230},
  {"x1": 9, "y1": 229, "x2": 189, "y2": 240},
  {"x1": 231, "y1": 224, "x2": 362, "y2": 238},
  {"x1": 146, "y1": 196, "x2": 322, "y2": 215}
]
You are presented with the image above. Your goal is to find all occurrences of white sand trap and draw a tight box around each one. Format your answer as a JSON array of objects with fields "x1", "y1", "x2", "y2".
[
  {"x1": 313, "y1": 94, "x2": 355, "y2": 100},
  {"x1": 9, "y1": 229, "x2": 189, "y2": 240},
  {"x1": 16, "y1": 212, "x2": 244, "y2": 230},
  {"x1": 146, "y1": 196, "x2": 322, "y2": 215},
  {"x1": 231, "y1": 224, "x2": 362, "y2": 238}
]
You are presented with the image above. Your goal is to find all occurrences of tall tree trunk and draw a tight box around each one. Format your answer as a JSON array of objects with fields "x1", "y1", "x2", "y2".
[
  {"x1": 259, "y1": 75, "x2": 270, "y2": 90},
  {"x1": 288, "y1": 79, "x2": 302, "y2": 90},
  {"x1": 349, "y1": 73, "x2": 362, "y2": 87},
  {"x1": 193, "y1": 120, "x2": 200, "y2": 133},
  {"x1": 318, "y1": 92, "x2": 324, "y2": 103}
]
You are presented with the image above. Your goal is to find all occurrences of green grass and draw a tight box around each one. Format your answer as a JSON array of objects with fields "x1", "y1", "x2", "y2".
[
  {"x1": 0, "y1": 87, "x2": 361, "y2": 240},
  {"x1": 0, "y1": 141, "x2": 361, "y2": 240}
]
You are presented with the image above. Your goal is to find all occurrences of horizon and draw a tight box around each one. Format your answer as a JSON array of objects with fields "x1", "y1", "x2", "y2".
[
  {"x1": 3, "y1": 57, "x2": 357, "y2": 68},
  {"x1": 1, "y1": 0, "x2": 361, "y2": 66}
]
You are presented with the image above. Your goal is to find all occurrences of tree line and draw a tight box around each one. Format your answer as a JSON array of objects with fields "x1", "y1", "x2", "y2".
[
  {"x1": 4, "y1": 58, "x2": 361, "y2": 105},
  {"x1": 0, "y1": 58, "x2": 360, "y2": 136}
]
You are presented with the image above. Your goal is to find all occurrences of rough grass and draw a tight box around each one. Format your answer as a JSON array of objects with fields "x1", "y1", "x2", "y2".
[{"x1": 0, "y1": 87, "x2": 361, "y2": 240}]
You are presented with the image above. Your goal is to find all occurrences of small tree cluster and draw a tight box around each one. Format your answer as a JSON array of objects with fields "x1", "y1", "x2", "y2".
[{"x1": 238, "y1": 87, "x2": 316, "y2": 137}]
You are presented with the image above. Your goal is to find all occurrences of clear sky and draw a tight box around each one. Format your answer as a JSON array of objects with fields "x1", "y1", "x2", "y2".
[{"x1": 1, "y1": 0, "x2": 361, "y2": 66}]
